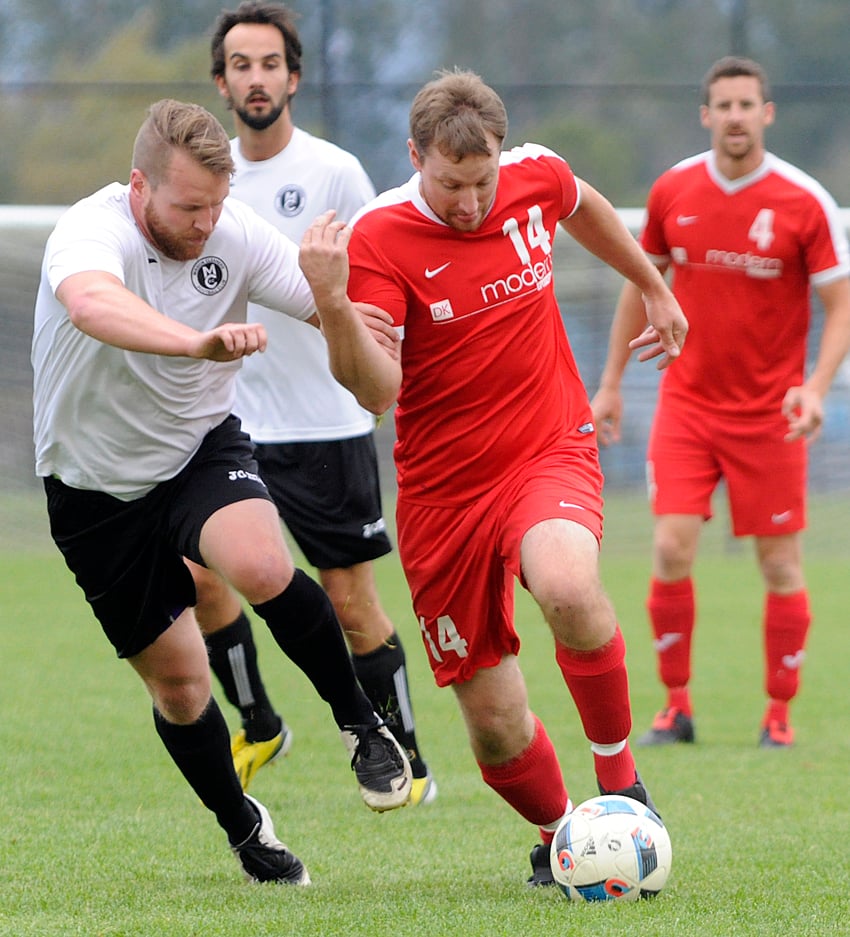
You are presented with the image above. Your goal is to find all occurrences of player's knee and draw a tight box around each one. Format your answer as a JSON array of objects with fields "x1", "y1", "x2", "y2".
[
  {"x1": 225, "y1": 552, "x2": 295, "y2": 605},
  {"x1": 150, "y1": 672, "x2": 212, "y2": 724}
]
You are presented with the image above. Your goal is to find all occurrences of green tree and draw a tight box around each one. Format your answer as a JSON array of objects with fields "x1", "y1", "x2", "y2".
[{"x1": 10, "y1": 12, "x2": 214, "y2": 202}]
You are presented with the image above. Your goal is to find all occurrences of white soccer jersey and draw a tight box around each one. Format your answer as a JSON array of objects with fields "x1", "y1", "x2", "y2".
[
  {"x1": 32, "y1": 182, "x2": 315, "y2": 500},
  {"x1": 228, "y1": 127, "x2": 377, "y2": 442}
]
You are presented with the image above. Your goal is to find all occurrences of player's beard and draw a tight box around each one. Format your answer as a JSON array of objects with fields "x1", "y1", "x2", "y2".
[
  {"x1": 143, "y1": 201, "x2": 207, "y2": 261},
  {"x1": 234, "y1": 100, "x2": 286, "y2": 131}
]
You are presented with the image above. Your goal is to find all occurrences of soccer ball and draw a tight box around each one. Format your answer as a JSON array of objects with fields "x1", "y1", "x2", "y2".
[{"x1": 550, "y1": 795, "x2": 672, "y2": 901}]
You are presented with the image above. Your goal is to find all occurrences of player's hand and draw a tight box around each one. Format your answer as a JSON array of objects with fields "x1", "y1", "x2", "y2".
[
  {"x1": 634, "y1": 294, "x2": 688, "y2": 369},
  {"x1": 590, "y1": 386, "x2": 623, "y2": 446},
  {"x1": 299, "y1": 209, "x2": 351, "y2": 306},
  {"x1": 357, "y1": 303, "x2": 400, "y2": 360},
  {"x1": 782, "y1": 385, "x2": 824, "y2": 442},
  {"x1": 188, "y1": 322, "x2": 267, "y2": 361}
]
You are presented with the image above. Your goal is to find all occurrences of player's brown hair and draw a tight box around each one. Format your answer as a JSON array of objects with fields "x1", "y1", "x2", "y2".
[
  {"x1": 701, "y1": 56, "x2": 772, "y2": 105},
  {"x1": 132, "y1": 99, "x2": 235, "y2": 186},
  {"x1": 409, "y1": 68, "x2": 508, "y2": 162},
  {"x1": 210, "y1": 0, "x2": 302, "y2": 80}
]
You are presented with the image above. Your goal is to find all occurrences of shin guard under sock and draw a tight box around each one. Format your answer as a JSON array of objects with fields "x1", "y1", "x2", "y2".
[
  {"x1": 764, "y1": 590, "x2": 811, "y2": 703},
  {"x1": 252, "y1": 569, "x2": 374, "y2": 728},
  {"x1": 153, "y1": 699, "x2": 255, "y2": 843},
  {"x1": 204, "y1": 611, "x2": 281, "y2": 741},
  {"x1": 647, "y1": 577, "x2": 695, "y2": 691},
  {"x1": 478, "y1": 715, "x2": 569, "y2": 828}
]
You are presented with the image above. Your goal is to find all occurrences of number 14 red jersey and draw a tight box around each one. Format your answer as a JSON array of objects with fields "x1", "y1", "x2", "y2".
[{"x1": 347, "y1": 145, "x2": 595, "y2": 507}]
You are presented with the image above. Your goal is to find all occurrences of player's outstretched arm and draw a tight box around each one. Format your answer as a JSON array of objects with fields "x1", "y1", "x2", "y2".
[
  {"x1": 57, "y1": 270, "x2": 267, "y2": 360},
  {"x1": 561, "y1": 180, "x2": 687, "y2": 369},
  {"x1": 299, "y1": 211, "x2": 402, "y2": 415}
]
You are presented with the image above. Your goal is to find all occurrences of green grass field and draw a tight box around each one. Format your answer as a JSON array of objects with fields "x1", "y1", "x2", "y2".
[{"x1": 2, "y1": 494, "x2": 850, "y2": 937}]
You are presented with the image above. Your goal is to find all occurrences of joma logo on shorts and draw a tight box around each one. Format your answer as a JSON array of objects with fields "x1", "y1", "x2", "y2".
[
  {"x1": 227, "y1": 469, "x2": 262, "y2": 484},
  {"x1": 362, "y1": 518, "x2": 387, "y2": 538}
]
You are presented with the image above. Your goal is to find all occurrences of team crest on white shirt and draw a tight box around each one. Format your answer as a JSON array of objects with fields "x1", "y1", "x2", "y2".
[
  {"x1": 276, "y1": 184, "x2": 306, "y2": 217},
  {"x1": 191, "y1": 256, "x2": 229, "y2": 295}
]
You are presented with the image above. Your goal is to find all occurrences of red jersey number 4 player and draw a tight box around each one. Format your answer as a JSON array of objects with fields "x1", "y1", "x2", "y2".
[
  {"x1": 592, "y1": 56, "x2": 850, "y2": 751},
  {"x1": 299, "y1": 68, "x2": 687, "y2": 886}
]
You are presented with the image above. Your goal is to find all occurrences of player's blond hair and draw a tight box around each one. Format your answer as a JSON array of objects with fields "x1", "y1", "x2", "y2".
[
  {"x1": 132, "y1": 99, "x2": 235, "y2": 187},
  {"x1": 409, "y1": 68, "x2": 508, "y2": 162}
]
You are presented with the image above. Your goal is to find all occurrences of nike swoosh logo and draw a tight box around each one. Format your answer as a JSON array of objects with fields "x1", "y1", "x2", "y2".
[
  {"x1": 677, "y1": 215, "x2": 699, "y2": 225},
  {"x1": 425, "y1": 262, "x2": 451, "y2": 279},
  {"x1": 559, "y1": 501, "x2": 585, "y2": 510},
  {"x1": 771, "y1": 511, "x2": 792, "y2": 524}
]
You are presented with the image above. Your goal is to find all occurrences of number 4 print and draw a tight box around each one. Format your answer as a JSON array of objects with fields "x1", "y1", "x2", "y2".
[
  {"x1": 502, "y1": 205, "x2": 552, "y2": 265},
  {"x1": 748, "y1": 208, "x2": 775, "y2": 251},
  {"x1": 419, "y1": 614, "x2": 469, "y2": 661}
]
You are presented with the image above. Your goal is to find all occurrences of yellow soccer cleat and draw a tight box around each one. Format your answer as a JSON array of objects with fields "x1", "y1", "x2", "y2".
[
  {"x1": 409, "y1": 773, "x2": 438, "y2": 807},
  {"x1": 231, "y1": 723, "x2": 293, "y2": 792}
]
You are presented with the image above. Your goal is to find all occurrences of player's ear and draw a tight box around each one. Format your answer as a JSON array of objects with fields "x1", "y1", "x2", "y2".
[
  {"x1": 408, "y1": 139, "x2": 422, "y2": 172},
  {"x1": 213, "y1": 74, "x2": 229, "y2": 103},
  {"x1": 129, "y1": 168, "x2": 147, "y2": 198},
  {"x1": 762, "y1": 100, "x2": 776, "y2": 128}
]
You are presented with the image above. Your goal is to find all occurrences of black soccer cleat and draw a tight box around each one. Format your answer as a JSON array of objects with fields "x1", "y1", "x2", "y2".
[
  {"x1": 527, "y1": 842, "x2": 556, "y2": 887},
  {"x1": 341, "y1": 720, "x2": 412, "y2": 812},
  {"x1": 637, "y1": 706, "x2": 695, "y2": 747},
  {"x1": 597, "y1": 771, "x2": 661, "y2": 820},
  {"x1": 231, "y1": 795, "x2": 310, "y2": 885}
]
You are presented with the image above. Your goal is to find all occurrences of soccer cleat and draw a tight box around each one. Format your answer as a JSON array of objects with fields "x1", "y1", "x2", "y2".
[
  {"x1": 527, "y1": 843, "x2": 556, "y2": 887},
  {"x1": 341, "y1": 721, "x2": 412, "y2": 812},
  {"x1": 637, "y1": 706, "x2": 695, "y2": 746},
  {"x1": 409, "y1": 772, "x2": 438, "y2": 806},
  {"x1": 598, "y1": 771, "x2": 661, "y2": 820},
  {"x1": 231, "y1": 795, "x2": 310, "y2": 885},
  {"x1": 231, "y1": 722, "x2": 293, "y2": 792},
  {"x1": 759, "y1": 719, "x2": 794, "y2": 748}
]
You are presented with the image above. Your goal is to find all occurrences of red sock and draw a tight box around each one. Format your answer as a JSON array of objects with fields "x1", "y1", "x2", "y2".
[
  {"x1": 647, "y1": 577, "x2": 695, "y2": 699},
  {"x1": 555, "y1": 627, "x2": 638, "y2": 792},
  {"x1": 555, "y1": 626, "x2": 632, "y2": 743},
  {"x1": 764, "y1": 590, "x2": 810, "y2": 704},
  {"x1": 477, "y1": 715, "x2": 569, "y2": 828},
  {"x1": 764, "y1": 699, "x2": 789, "y2": 726},
  {"x1": 668, "y1": 685, "x2": 692, "y2": 716}
]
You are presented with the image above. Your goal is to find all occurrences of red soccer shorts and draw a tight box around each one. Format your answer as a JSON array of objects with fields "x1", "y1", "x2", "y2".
[
  {"x1": 396, "y1": 444, "x2": 604, "y2": 687},
  {"x1": 647, "y1": 396, "x2": 807, "y2": 537}
]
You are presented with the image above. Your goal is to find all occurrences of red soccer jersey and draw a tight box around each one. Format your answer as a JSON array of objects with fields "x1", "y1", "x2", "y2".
[
  {"x1": 642, "y1": 150, "x2": 850, "y2": 416},
  {"x1": 347, "y1": 144, "x2": 593, "y2": 506}
]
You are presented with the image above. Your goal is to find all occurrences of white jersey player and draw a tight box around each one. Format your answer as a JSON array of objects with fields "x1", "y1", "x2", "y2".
[
  {"x1": 200, "y1": 0, "x2": 436, "y2": 803},
  {"x1": 32, "y1": 98, "x2": 412, "y2": 887}
]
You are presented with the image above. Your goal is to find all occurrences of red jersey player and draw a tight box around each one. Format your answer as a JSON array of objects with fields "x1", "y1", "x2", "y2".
[
  {"x1": 299, "y1": 68, "x2": 687, "y2": 885},
  {"x1": 592, "y1": 56, "x2": 850, "y2": 750}
]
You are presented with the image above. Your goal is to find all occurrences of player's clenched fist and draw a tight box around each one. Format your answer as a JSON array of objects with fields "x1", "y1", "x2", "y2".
[{"x1": 189, "y1": 321, "x2": 268, "y2": 361}]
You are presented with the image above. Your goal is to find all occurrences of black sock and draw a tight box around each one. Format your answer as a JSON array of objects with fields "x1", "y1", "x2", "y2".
[
  {"x1": 153, "y1": 698, "x2": 256, "y2": 844},
  {"x1": 203, "y1": 611, "x2": 282, "y2": 742},
  {"x1": 353, "y1": 632, "x2": 428, "y2": 778},
  {"x1": 252, "y1": 569, "x2": 375, "y2": 729}
]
